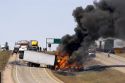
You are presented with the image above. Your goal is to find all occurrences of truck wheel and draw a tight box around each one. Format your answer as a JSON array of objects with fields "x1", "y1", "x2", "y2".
[
  {"x1": 37, "y1": 64, "x2": 40, "y2": 67},
  {"x1": 27, "y1": 62, "x2": 30, "y2": 67},
  {"x1": 47, "y1": 65, "x2": 49, "y2": 68},
  {"x1": 32, "y1": 63, "x2": 35, "y2": 67},
  {"x1": 31, "y1": 63, "x2": 35, "y2": 67},
  {"x1": 34, "y1": 63, "x2": 39, "y2": 67},
  {"x1": 28, "y1": 62, "x2": 33, "y2": 67}
]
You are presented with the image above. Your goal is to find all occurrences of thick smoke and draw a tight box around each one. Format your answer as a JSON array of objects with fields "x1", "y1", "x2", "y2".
[{"x1": 58, "y1": 0, "x2": 125, "y2": 65}]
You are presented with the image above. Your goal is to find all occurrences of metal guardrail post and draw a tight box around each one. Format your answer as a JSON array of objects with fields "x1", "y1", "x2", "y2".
[{"x1": 0, "y1": 72, "x2": 1, "y2": 83}]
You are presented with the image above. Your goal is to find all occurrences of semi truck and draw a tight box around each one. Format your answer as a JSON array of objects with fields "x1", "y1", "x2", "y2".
[
  {"x1": 19, "y1": 51, "x2": 84, "y2": 70},
  {"x1": 21, "y1": 51, "x2": 56, "y2": 67},
  {"x1": 13, "y1": 45, "x2": 20, "y2": 54},
  {"x1": 18, "y1": 45, "x2": 28, "y2": 59},
  {"x1": 28, "y1": 40, "x2": 39, "y2": 51},
  {"x1": 14, "y1": 40, "x2": 39, "y2": 54}
]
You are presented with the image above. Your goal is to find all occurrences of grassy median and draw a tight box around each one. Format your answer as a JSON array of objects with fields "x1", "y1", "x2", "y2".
[
  {"x1": 0, "y1": 51, "x2": 11, "y2": 71},
  {"x1": 52, "y1": 59, "x2": 125, "y2": 83},
  {"x1": 116, "y1": 53, "x2": 125, "y2": 58},
  {"x1": 53, "y1": 69, "x2": 125, "y2": 83},
  {"x1": 48, "y1": 51, "x2": 125, "y2": 83}
]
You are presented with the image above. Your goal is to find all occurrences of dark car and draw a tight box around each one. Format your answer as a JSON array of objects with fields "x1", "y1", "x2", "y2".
[{"x1": 88, "y1": 49, "x2": 96, "y2": 57}]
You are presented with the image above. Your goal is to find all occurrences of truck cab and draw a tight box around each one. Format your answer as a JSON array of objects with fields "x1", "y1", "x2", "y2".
[
  {"x1": 28, "y1": 40, "x2": 38, "y2": 51},
  {"x1": 19, "y1": 45, "x2": 28, "y2": 59}
]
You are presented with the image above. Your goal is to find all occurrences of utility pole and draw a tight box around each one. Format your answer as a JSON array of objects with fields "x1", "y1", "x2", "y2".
[{"x1": 46, "y1": 38, "x2": 47, "y2": 51}]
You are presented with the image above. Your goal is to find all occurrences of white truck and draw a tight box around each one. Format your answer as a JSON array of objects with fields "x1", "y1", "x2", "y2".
[
  {"x1": 18, "y1": 45, "x2": 28, "y2": 59},
  {"x1": 1, "y1": 44, "x2": 6, "y2": 50},
  {"x1": 19, "y1": 45, "x2": 28, "y2": 51},
  {"x1": 21, "y1": 51, "x2": 55, "y2": 67}
]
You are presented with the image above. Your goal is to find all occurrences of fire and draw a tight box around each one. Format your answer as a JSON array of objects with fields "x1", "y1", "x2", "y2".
[
  {"x1": 55, "y1": 51, "x2": 69, "y2": 70},
  {"x1": 55, "y1": 51, "x2": 84, "y2": 71}
]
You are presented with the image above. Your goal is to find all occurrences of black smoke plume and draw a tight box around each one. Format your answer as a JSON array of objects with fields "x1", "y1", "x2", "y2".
[{"x1": 58, "y1": 0, "x2": 125, "y2": 65}]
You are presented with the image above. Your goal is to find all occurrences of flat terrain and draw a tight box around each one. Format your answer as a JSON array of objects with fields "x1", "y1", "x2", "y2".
[
  {"x1": 116, "y1": 53, "x2": 125, "y2": 58},
  {"x1": 53, "y1": 52, "x2": 125, "y2": 83},
  {"x1": 53, "y1": 69, "x2": 125, "y2": 83},
  {"x1": 2, "y1": 52, "x2": 125, "y2": 83},
  {"x1": 95, "y1": 52, "x2": 125, "y2": 73},
  {"x1": 0, "y1": 51, "x2": 10, "y2": 71},
  {"x1": 2, "y1": 54, "x2": 16, "y2": 83}
]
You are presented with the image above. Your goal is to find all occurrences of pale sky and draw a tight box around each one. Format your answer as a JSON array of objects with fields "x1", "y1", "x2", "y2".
[{"x1": 0, "y1": 0, "x2": 94, "y2": 50}]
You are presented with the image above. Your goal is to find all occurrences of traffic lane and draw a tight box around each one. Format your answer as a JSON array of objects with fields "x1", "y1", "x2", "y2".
[
  {"x1": 37, "y1": 67, "x2": 60, "y2": 83},
  {"x1": 95, "y1": 53, "x2": 125, "y2": 73},
  {"x1": 13, "y1": 63, "x2": 36, "y2": 83},
  {"x1": 96, "y1": 53, "x2": 125, "y2": 65},
  {"x1": 30, "y1": 67, "x2": 51, "y2": 83},
  {"x1": 13, "y1": 54, "x2": 37, "y2": 83},
  {"x1": 29, "y1": 64, "x2": 61, "y2": 83},
  {"x1": 13, "y1": 61, "x2": 61, "y2": 83},
  {"x1": 13, "y1": 52, "x2": 63, "y2": 83}
]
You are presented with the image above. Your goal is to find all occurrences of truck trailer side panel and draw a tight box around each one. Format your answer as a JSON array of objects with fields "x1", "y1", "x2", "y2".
[{"x1": 23, "y1": 51, "x2": 55, "y2": 66}]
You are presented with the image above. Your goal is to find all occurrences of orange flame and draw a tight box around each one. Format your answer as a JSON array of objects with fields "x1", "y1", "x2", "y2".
[{"x1": 55, "y1": 51, "x2": 84, "y2": 70}]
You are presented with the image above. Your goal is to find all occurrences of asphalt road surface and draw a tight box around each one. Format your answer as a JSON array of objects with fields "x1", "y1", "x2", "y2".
[
  {"x1": 3, "y1": 52, "x2": 125, "y2": 83},
  {"x1": 95, "y1": 52, "x2": 125, "y2": 73},
  {"x1": 12, "y1": 54, "x2": 63, "y2": 83}
]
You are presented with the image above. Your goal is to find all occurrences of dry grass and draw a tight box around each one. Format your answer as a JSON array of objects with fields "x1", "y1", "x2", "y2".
[
  {"x1": 53, "y1": 59, "x2": 125, "y2": 83},
  {"x1": 46, "y1": 51, "x2": 56, "y2": 55},
  {"x1": 116, "y1": 53, "x2": 125, "y2": 58},
  {"x1": 53, "y1": 69, "x2": 125, "y2": 83},
  {"x1": 0, "y1": 51, "x2": 11, "y2": 71},
  {"x1": 49, "y1": 52, "x2": 125, "y2": 83}
]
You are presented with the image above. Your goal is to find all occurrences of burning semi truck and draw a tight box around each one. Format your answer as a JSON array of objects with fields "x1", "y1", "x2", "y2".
[
  {"x1": 20, "y1": 50, "x2": 84, "y2": 71},
  {"x1": 20, "y1": 0, "x2": 125, "y2": 71}
]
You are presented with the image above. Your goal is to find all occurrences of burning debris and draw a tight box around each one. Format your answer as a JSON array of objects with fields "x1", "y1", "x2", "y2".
[{"x1": 56, "y1": 0, "x2": 125, "y2": 70}]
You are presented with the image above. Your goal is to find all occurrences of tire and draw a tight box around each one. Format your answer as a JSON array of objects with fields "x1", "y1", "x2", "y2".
[
  {"x1": 46, "y1": 65, "x2": 49, "y2": 68},
  {"x1": 28, "y1": 62, "x2": 40, "y2": 67},
  {"x1": 31, "y1": 63, "x2": 35, "y2": 67},
  {"x1": 27, "y1": 62, "x2": 30, "y2": 67},
  {"x1": 34, "y1": 63, "x2": 40, "y2": 67},
  {"x1": 37, "y1": 64, "x2": 40, "y2": 67},
  {"x1": 28, "y1": 62, "x2": 33, "y2": 67}
]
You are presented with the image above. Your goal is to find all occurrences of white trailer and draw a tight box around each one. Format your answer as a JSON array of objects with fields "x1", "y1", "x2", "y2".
[
  {"x1": 22, "y1": 51, "x2": 55, "y2": 67},
  {"x1": 114, "y1": 39, "x2": 125, "y2": 48}
]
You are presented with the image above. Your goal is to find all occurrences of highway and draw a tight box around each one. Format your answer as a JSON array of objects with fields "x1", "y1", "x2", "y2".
[
  {"x1": 95, "y1": 52, "x2": 125, "y2": 73},
  {"x1": 3, "y1": 52, "x2": 125, "y2": 83},
  {"x1": 12, "y1": 54, "x2": 63, "y2": 83}
]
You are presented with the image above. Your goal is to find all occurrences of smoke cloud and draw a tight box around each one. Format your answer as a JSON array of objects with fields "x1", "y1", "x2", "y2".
[{"x1": 58, "y1": 0, "x2": 125, "y2": 65}]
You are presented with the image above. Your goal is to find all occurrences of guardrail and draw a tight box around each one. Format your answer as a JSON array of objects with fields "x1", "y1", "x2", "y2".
[{"x1": 0, "y1": 72, "x2": 1, "y2": 83}]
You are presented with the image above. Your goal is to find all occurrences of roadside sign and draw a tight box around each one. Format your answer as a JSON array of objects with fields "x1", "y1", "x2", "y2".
[
  {"x1": 46, "y1": 38, "x2": 61, "y2": 51},
  {"x1": 54, "y1": 39, "x2": 61, "y2": 44}
]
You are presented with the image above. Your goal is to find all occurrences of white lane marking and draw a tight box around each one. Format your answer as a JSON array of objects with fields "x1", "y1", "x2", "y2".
[
  {"x1": 37, "y1": 68, "x2": 44, "y2": 80},
  {"x1": 43, "y1": 68, "x2": 60, "y2": 83},
  {"x1": 37, "y1": 68, "x2": 50, "y2": 83},
  {"x1": 15, "y1": 56, "x2": 21, "y2": 83},
  {"x1": 30, "y1": 67, "x2": 40, "y2": 83}
]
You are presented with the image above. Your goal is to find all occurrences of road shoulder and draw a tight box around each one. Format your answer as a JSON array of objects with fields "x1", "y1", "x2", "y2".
[
  {"x1": 45, "y1": 68, "x2": 64, "y2": 83},
  {"x1": 2, "y1": 54, "x2": 16, "y2": 83}
]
